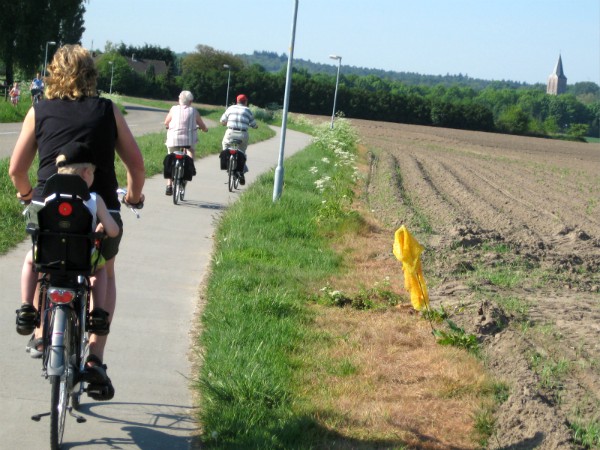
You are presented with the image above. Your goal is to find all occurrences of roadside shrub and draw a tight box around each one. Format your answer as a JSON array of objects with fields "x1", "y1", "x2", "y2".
[{"x1": 250, "y1": 104, "x2": 274, "y2": 121}]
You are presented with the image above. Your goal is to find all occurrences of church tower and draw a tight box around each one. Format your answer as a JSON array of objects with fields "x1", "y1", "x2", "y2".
[{"x1": 547, "y1": 54, "x2": 567, "y2": 95}]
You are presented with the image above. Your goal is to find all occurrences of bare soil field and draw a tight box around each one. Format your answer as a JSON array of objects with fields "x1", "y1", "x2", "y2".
[{"x1": 353, "y1": 119, "x2": 600, "y2": 449}]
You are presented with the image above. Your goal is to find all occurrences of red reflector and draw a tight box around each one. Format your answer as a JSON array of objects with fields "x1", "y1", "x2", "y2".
[
  {"x1": 58, "y1": 202, "x2": 73, "y2": 216},
  {"x1": 48, "y1": 288, "x2": 75, "y2": 304},
  {"x1": 174, "y1": 154, "x2": 184, "y2": 159},
  {"x1": 229, "y1": 150, "x2": 236, "y2": 155}
]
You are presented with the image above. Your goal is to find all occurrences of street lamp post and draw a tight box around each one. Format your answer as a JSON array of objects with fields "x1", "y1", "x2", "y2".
[
  {"x1": 43, "y1": 41, "x2": 57, "y2": 77},
  {"x1": 329, "y1": 54, "x2": 342, "y2": 129},
  {"x1": 108, "y1": 61, "x2": 114, "y2": 94},
  {"x1": 223, "y1": 64, "x2": 231, "y2": 107},
  {"x1": 272, "y1": 0, "x2": 299, "y2": 202}
]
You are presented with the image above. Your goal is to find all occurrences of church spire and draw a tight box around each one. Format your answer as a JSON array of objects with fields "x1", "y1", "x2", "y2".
[{"x1": 547, "y1": 54, "x2": 567, "y2": 95}]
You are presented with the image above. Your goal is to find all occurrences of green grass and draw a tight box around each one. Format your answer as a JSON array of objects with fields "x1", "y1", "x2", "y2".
[
  {"x1": 529, "y1": 351, "x2": 570, "y2": 391},
  {"x1": 0, "y1": 97, "x2": 30, "y2": 122},
  {"x1": 196, "y1": 119, "x2": 362, "y2": 448},
  {"x1": 492, "y1": 294, "x2": 529, "y2": 321},
  {"x1": 570, "y1": 419, "x2": 600, "y2": 448},
  {"x1": 432, "y1": 319, "x2": 480, "y2": 355},
  {"x1": 472, "y1": 381, "x2": 509, "y2": 447}
]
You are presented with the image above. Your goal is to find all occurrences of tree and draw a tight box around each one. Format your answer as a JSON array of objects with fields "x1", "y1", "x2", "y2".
[
  {"x1": 0, "y1": 0, "x2": 87, "y2": 84},
  {"x1": 496, "y1": 105, "x2": 530, "y2": 134},
  {"x1": 568, "y1": 81, "x2": 600, "y2": 104},
  {"x1": 567, "y1": 123, "x2": 589, "y2": 140},
  {"x1": 585, "y1": 102, "x2": 600, "y2": 137},
  {"x1": 96, "y1": 53, "x2": 135, "y2": 95},
  {"x1": 181, "y1": 45, "x2": 245, "y2": 104}
]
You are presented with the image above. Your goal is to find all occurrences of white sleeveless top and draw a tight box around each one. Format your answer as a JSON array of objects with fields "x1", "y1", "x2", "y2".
[{"x1": 165, "y1": 105, "x2": 198, "y2": 147}]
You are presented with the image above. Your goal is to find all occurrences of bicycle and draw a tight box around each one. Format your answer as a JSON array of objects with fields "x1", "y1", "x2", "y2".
[
  {"x1": 24, "y1": 175, "x2": 139, "y2": 449},
  {"x1": 225, "y1": 139, "x2": 246, "y2": 192},
  {"x1": 166, "y1": 147, "x2": 195, "y2": 205},
  {"x1": 31, "y1": 88, "x2": 43, "y2": 104}
]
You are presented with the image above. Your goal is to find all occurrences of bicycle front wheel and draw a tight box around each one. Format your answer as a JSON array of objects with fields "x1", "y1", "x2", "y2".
[
  {"x1": 228, "y1": 156, "x2": 236, "y2": 192},
  {"x1": 180, "y1": 180, "x2": 186, "y2": 201}
]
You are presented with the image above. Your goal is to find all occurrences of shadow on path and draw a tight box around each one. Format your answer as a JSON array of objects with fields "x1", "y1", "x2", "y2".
[
  {"x1": 124, "y1": 105, "x2": 169, "y2": 113},
  {"x1": 61, "y1": 401, "x2": 198, "y2": 450}
]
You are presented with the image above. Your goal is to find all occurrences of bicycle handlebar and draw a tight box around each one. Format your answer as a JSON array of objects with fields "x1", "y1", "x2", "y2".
[{"x1": 117, "y1": 188, "x2": 143, "y2": 218}]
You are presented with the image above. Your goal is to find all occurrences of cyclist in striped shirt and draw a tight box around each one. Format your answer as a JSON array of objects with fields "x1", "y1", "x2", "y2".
[{"x1": 220, "y1": 94, "x2": 258, "y2": 185}]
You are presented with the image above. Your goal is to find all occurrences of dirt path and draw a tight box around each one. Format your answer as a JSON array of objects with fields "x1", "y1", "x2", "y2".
[{"x1": 354, "y1": 119, "x2": 600, "y2": 449}]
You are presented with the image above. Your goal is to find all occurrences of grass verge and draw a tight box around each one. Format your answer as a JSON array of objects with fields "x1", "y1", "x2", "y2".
[{"x1": 196, "y1": 120, "x2": 357, "y2": 448}]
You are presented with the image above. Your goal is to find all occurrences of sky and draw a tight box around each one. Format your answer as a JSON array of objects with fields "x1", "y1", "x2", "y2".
[{"x1": 81, "y1": 0, "x2": 600, "y2": 85}]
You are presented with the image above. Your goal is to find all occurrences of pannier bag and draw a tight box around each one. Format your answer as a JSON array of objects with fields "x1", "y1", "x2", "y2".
[
  {"x1": 219, "y1": 150, "x2": 246, "y2": 172},
  {"x1": 163, "y1": 153, "x2": 196, "y2": 181}
]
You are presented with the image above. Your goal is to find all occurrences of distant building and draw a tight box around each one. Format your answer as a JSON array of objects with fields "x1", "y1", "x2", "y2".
[
  {"x1": 547, "y1": 54, "x2": 567, "y2": 95},
  {"x1": 126, "y1": 54, "x2": 168, "y2": 78},
  {"x1": 93, "y1": 54, "x2": 169, "y2": 78}
]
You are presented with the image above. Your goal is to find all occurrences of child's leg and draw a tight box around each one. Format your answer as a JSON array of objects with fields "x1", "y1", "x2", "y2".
[
  {"x1": 90, "y1": 266, "x2": 108, "y2": 315},
  {"x1": 21, "y1": 250, "x2": 37, "y2": 305},
  {"x1": 17, "y1": 250, "x2": 40, "y2": 337}
]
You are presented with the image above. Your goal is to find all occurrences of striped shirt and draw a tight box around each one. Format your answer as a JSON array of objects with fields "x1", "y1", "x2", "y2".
[
  {"x1": 220, "y1": 104, "x2": 257, "y2": 131},
  {"x1": 166, "y1": 105, "x2": 198, "y2": 147}
]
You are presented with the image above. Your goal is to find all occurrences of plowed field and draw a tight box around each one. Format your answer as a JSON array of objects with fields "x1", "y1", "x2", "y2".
[{"x1": 354, "y1": 119, "x2": 600, "y2": 449}]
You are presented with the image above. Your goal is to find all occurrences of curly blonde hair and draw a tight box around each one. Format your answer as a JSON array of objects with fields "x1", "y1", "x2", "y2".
[{"x1": 45, "y1": 45, "x2": 98, "y2": 100}]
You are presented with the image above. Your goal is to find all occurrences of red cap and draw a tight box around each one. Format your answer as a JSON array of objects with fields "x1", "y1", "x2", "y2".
[{"x1": 236, "y1": 94, "x2": 248, "y2": 104}]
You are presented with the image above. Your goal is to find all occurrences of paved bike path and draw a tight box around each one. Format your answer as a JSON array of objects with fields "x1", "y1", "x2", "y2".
[{"x1": 0, "y1": 126, "x2": 312, "y2": 449}]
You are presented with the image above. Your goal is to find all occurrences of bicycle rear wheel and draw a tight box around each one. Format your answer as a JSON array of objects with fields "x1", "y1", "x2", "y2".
[
  {"x1": 71, "y1": 309, "x2": 85, "y2": 411},
  {"x1": 49, "y1": 316, "x2": 72, "y2": 450},
  {"x1": 173, "y1": 163, "x2": 181, "y2": 205},
  {"x1": 50, "y1": 375, "x2": 68, "y2": 450},
  {"x1": 228, "y1": 156, "x2": 236, "y2": 192}
]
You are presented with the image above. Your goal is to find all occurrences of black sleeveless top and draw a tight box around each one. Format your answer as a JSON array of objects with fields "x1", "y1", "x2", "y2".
[{"x1": 33, "y1": 97, "x2": 120, "y2": 210}]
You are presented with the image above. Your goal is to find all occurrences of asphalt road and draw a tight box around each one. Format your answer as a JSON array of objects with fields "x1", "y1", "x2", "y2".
[{"x1": 0, "y1": 104, "x2": 312, "y2": 449}]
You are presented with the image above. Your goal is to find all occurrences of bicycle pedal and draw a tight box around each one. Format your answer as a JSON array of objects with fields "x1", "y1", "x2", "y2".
[
  {"x1": 31, "y1": 411, "x2": 50, "y2": 421},
  {"x1": 68, "y1": 409, "x2": 87, "y2": 423},
  {"x1": 86, "y1": 383, "x2": 114, "y2": 401}
]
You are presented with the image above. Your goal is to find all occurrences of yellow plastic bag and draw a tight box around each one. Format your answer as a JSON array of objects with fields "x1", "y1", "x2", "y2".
[{"x1": 393, "y1": 225, "x2": 429, "y2": 311}]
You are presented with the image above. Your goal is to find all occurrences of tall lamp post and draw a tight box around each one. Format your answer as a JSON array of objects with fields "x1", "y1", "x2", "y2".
[
  {"x1": 43, "y1": 41, "x2": 57, "y2": 77},
  {"x1": 108, "y1": 61, "x2": 114, "y2": 94},
  {"x1": 329, "y1": 54, "x2": 342, "y2": 129},
  {"x1": 272, "y1": 0, "x2": 299, "y2": 202},
  {"x1": 223, "y1": 64, "x2": 231, "y2": 107}
]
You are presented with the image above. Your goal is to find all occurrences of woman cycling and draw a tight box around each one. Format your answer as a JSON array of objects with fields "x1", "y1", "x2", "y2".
[
  {"x1": 9, "y1": 44, "x2": 145, "y2": 401},
  {"x1": 164, "y1": 90, "x2": 208, "y2": 195}
]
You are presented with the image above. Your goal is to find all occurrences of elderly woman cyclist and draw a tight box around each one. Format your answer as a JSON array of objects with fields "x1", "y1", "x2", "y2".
[{"x1": 163, "y1": 90, "x2": 208, "y2": 195}]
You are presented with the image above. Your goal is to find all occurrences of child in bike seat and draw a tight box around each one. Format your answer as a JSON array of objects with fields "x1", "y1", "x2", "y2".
[{"x1": 16, "y1": 142, "x2": 119, "y2": 370}]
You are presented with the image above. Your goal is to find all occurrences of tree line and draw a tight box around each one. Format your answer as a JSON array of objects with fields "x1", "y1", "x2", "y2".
[
  {"x1": 95, "y1": 45, "x2": 598, "y2": 139},
  {"x1": 168, "y1": 46, "x2": 598, "y2": 139},
  {"x1": 2, "y1": 19, "x2": 598, "y2": 139}
]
